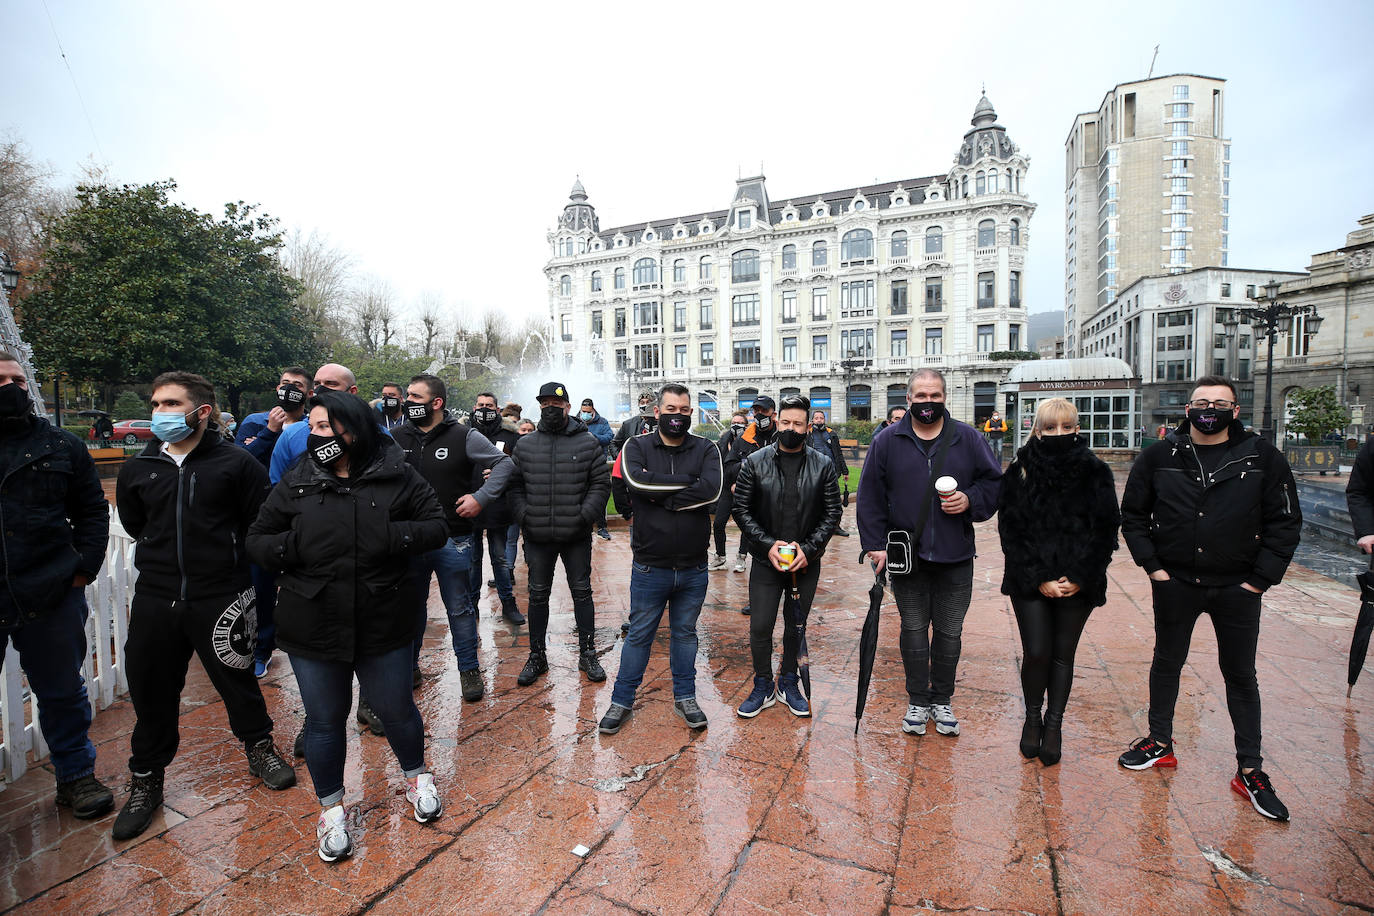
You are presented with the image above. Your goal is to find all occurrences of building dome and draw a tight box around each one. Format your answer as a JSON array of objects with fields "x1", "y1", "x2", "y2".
[
  {"x1": 570, "y1": 176, "x2": 587, "y2": 201},
  {"x1": 560, "y1": 176, "x2": 598, "y2": 232},
  {"x1": 971, "y1": 94, "x2": 997, "y2": 128}
]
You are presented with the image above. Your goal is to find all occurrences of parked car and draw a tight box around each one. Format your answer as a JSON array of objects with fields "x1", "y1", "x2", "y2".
[{"x1": 111, "y1": 419, "x2": 155, "y2": 444}]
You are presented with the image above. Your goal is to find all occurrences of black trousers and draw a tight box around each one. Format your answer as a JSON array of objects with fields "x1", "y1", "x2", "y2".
[
  {"x1": 1147, "y1": 578, "x2": 1264, "y2": 769},
  {"x1": 125, "y1": 590, "x2": 275, "y2": 774},
  {"x1": 1011, "y1": 594, "x2": 1093, "y2": 718},
  {"x1": 747, "y1": 559, "x2": 820, "y2": 678},
  {"x1": 892, "y1": 559, "x2": 974, "y2": 706},
  {"x1": 524, "y1": 535, "x2": 594, "y2": 651}
]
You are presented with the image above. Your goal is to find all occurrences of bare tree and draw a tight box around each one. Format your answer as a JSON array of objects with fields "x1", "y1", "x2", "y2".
[
  {"x1": 0, "y1": 135, "x2": 58, "y2": 268},
  {"x1": 351, "y1": 276, "x2": 397, "y2": 355},
  {"x1": 283, "y1": 228, "x2": 353, "y2": 345},
  {"x1": 413, "y1": 290, "x2": 446, "y2": 358}
]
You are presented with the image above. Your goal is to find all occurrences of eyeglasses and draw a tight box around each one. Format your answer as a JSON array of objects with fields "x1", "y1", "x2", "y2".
[{"x1": 1188, "y1": 399, "x2": 1235, "y2": 410}]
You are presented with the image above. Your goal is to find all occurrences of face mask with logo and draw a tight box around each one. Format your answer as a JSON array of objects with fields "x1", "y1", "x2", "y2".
[
  {"x1": 277, "y1": 386, "x2": 306, "y2": 411},
  {"x1": 731, "y1": 423, "x2": 746, "y2": 434},
  {"x1": 639, "y1": 404, "x2": 652, "y2": 415},
  {"x1": 812, "y1": 420, "x2": 825, "y2": 429},
  {"x1": 380, "y1": 395, "x2": 401, "y2": 413},
  {"x1": 406, "y1": 400, "x2": 434, "y2": 424},
  {"x1": 151, "y1": 409, "x2": 202, "y2": 444},
  {"x1": 473, "y1": 407, "x2": 500, "y2": 428},
  {"x1": 1187, "y1": 406, "x2": 1228, "y2": 436},
  {"x1": 0, "y1": 383, "x2": 32, "y2": 419},
  {"x1": 911, "y1": 402, "x2": 943, "y2": 426},
  {"x1": 539, "y1": 404, "x2": 568, "y2": 431},
  {"x1": 778, "y1": 428, "x2": 806, "y2": 450},
  {"x1": 755, "y1": 415, "x2": 773, "y2": 431},
  {"x1": 660, "y1": 414, "x2": 691, "y2": 439},
  {"x1": 1037, "y1": 432, "x2": 1079, "y2": 455},
  {"x1": 308, "y1": 433, "x2": 346, "y2": 466}
]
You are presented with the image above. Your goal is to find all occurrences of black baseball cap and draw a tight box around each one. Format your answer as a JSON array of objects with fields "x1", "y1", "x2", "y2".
[
  {"x1": 753, "y1": 395, "x2": 777, "y2": 412},
  {"x1": 581, "y1": 398, "x2": 595, "y2": 407},
  {"x1": 538, "y1": 382, "x2": 570, "y2": 401}
]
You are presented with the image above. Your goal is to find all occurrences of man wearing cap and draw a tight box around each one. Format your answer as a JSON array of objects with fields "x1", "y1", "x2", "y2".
[
  {"x1": 611, "y1": 393, "x2": 658, "y2": 458},
  {"x1": 578, "y1": 398, "x2": 615, "y2": 540},
  {"x1": 723, "y1": 396, "x2": 778, "y2": 575},
  {"x1": 507, "y1": 382, "x2": 611, "y2": 686}
]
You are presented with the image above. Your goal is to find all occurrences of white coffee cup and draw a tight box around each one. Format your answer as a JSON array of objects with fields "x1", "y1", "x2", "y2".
[{"x1": 935, "y1": 476, "x2": 958, "y2": 501}]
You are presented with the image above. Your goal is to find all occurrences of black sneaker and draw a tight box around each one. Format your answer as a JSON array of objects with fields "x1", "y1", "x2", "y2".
[
  {"x1": 517, "y1": 650, "x2": 548, "y2": 686},
  {"x1": 55, "y1": 774, "x2": 115, "y2": 819},
  {"x1": 112, "y1": 771, "x2": 164, "y2": 841},
  {"x1": 460, "y1": 668, "x2": 485, "y2": 702},
  {"x1": 674, "y1": 698, "x2": 708, "y2": 730},
  {"x1": 579, "y1": 647, "x2": 607, "y2": 682},
  {"x1": 1231, "y1": 769, "x2": 1290, "y2": 821},
  {"x1": 356, "y1": 700, "x2": 385, "y2": 736},
  {"x1": 293, "y1": 725, "x2": 306, "y2": 759},
  {"x1": 739, "y1": 605, "x2": 751, "y2": 616},
  {"x1": 596, "y1": 527, "x2": 612, "y2": 541},
  {"x1": 246, "y1": 738, "x2": 297, "y2": 790},
  {"x1": 1118, "y1": 736, "x2": 1178, "y2": 770},
  {"x1": 598, "y1": 703, "x2": 632, "y2": 734}
]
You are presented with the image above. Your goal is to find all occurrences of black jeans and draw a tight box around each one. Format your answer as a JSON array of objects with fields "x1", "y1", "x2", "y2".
[
  {"x1": 124, "y1": 590, "x2": 274, "y2": 774},
  {"x1": 1011, "y1": 594, "x2": 1093, "y2": 718},
  {"x1": 747, "y1": 559, "x2": 820, "y2": 678},
  {"x1": 524, "y1": 534, "x2": 595, "y2": 651},
  {"x1": 712, "y1": 491, "x2": 732, "y2": 557},
  {"x1": 892, "y1": 559, "x2": 974, "y2": 706},
  {"x1": 1147, "y1": 577, "x2": 1264, "y2": 769}
]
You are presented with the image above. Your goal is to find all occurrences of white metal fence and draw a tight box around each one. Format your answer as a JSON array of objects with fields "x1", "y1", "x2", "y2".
[{"x1": 0, "y1": 511, "x2": 136, "y2": 786}]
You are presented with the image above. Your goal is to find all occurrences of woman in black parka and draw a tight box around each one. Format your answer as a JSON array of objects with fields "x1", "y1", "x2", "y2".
[
  {"x1": 998, "y1": 397, "x2": 1120, "y2": 767},
  {"x1": 247, "y1": 390, "x2": 447, "y2": 863}
]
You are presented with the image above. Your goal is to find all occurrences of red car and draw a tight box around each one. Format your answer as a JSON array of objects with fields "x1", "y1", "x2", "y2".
[{"x1": 111, "y1": 419, "x2": 155, "y2": 444}]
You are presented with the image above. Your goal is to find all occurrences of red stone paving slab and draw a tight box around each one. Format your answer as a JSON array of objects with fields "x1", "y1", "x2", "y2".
[{"x1": 3, "y1": 478, "x2": 1374, "y2": 913}]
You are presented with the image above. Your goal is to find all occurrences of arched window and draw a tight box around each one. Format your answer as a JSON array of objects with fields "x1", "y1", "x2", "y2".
[
  {"x1": 975, "y1": 171, "x2": 986, "y2": 195},
  {"x1": 781, "y1": 244, "x2": 796, "y2": 269},
  {"x1": 614, "y1": 267, "x2": 625, "y2": 290},
  {"x1": 841, "y1": 228, "x2": 874, "y2": 263},
  {"x1": 989, "y1": 169, "x2": 999, "y2": 193},
  {"x1": 977, "y1": 219, "x2": 996, "y2": 248},
  {"x1": 925, "y1": 226, "x2": 943, "y2": 255},
  {"x1": 890, "y1": 230, "x2": 908, "y2": 258},
  {"x1": 672, "y1": 259, "x2": 685, "y2": 284},
  {"x1": 961, "y1": 176, "x2": 969, "y2": 197},
  {"x1": 1010, "y1": 220, "x2": 1021, "y2": 246},
  {"x1": 731, "y1": 249, "x2": 760, "y2": 283},
  {"x1": 559, "y1": 275, "x2": 571, "y2": 296},
  {"x1": 699, "y1": 255, "x2": 713, "y2": 281},
  {"x1": 590, "y1": 270, "x2": 602, "y2": 292},
  {"x1": 812, "y1": 240, "x2": 828, "y2": 268},
  {"x1": 633, "y1": 257, "x2": 658, "y2": 287}
]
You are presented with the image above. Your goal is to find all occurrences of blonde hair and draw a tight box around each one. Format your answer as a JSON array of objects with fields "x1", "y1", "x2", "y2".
[{"x1": 1032, "y1": 397, "x2": 1079, "y2": 434}]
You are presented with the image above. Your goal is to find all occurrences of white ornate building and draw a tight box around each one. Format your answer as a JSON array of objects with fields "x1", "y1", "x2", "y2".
[{"x1": 545, "y1": 95, "x2": 1035, "y2": 424}]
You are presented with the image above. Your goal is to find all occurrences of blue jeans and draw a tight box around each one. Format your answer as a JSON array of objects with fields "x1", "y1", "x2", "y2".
[
  {"x1": 250, "y1": 563, "x2": 276, "y2": 664},
  {"x1": 468, "y1": 526, "x2": 514, "y2": 606},
  {"x1": 288, "y1": 645, "x2": 426, "y2": 806},
  {"x1": 414, "y1": 535, "x2": 478, "y2": 670},
  {"x1": 504, "y1": 522, "x2": 520, "y2": 569},
  {"x1": 611, "y1": 562, "x2": 709, "y2": 707},
  {"x1": 0, "y1": 588, "x2": 97, "y2": 783}
]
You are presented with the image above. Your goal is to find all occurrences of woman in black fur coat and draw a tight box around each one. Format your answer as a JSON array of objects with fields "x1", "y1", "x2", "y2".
[{"x1": 998, "y1": 398, "x2": 1120, "y2": 766}]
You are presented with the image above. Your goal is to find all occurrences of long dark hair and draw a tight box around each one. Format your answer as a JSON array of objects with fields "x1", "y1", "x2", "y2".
[{"x1": 308, "y1": 389, "x2": 381, "y2": 470}]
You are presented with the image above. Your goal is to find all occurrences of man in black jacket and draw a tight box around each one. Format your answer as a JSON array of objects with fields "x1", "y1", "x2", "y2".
[
  {"x1": 732, "y1": 395, "x2": 842, "y2": 719},
  {"x1": 113, "y1": 371, "x2": 294, "y2": 841},
  {"x1": 1347, "y1": 434, "x2": 1374, "y2": 556},
  {"x1": 725, "y1": 396, "x2": 779, "y2": 574},
  {"x1": 807, "y1": 409, "x2": 851, "y2": 537},
  {"x1": 1117, "y1": 376, "x2": 1301, "y2": 822},
  {"x1": 465, "y1": 391, "x2": 525, "y2": 626},
  {"x1": 0, "y1": 353, "x2": 113, "y2": 820},
  {"x1": 507, "y1": 382, "x2": 611, "y2": 686},
  {"x1": 391, "y1": 375, "x2": 512, "y2": 702},
  {"x1": 709, "y1": 412, "x2": 748, "y2": 569},
  {"x1": 597, "y1": 384, "x2": 722, "y2": 735},
  {"x1": 611, "y1": 393, "x2": 657, "y2": 457}
]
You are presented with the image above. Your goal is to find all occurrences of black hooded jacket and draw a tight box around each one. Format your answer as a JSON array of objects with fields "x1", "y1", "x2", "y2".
[
  {"x1": 508, "y1": 415, "x2": 610, "y2": 543},
  {"x1": 997, "y1": 435, "x2": 1120, "y2": 608}
]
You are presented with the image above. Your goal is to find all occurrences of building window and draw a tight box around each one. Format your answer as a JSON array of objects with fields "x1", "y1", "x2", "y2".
[
  {"x1": 559, "y1": 275, "x2": 571, "y2": 296},
  {"x1": 1157, "y1": 359, "x2": 1192, "y2": 381},
  {"x1": 699, "y1": 256, "x2": 713, "y2": 281},
  {"x1": 614, "y1": 308, "x2": 627, "y2": 337},
  {"x1": 615, "y1": 349, "x2": 628, "y2": 371},
  {"x1": 1221, "y1": 282, "x2": 1231, "y2": 297},
  {"x1": 977, "y1": 272, "x2": 995, "y2": 308},
  {"x1": 699, "y1": 299, "x2": 713, "y2": 329},
  {"x1": 925, "y1": 327, "x2": 943, "y2": 355},
  {"x1": 961, "y1": 175, "x2": 968, "y2": 197},
  {"x1": 1172, "y1": 120, "x2": 1189, "y2": 137},
  {"x1": 1169, "y1": 249, "x2": 1187, "y2": 266},
  {"x1": 590, "y1": 311, "x2": 603, "y2": 337},
  {"x1": 925, "y1": 277, "x2": 943, "y2": 312},
  {"x1": 1009, "y1": 220, "x2": 1020, "y2": 246},
  {"x1": 976, "y1": 171, "x2": 986, "y2": 195},
  {"x1": 891, "y1": 329, "x2": 908, "y2": 357},
  {"x1": 673, "y1": 301, "x2": 687, "y2": 332},
  {"x1": 590, "y1": 271, "x2": 602, "y2": 292},
  {"x1": 674, "y1": 344, "x2": 687, "y2": 369},
  {"x1": 731, "y1": 249, "x2": 760, "y2": 283},
  {"x1": 782, "y1": 244, "x2": 796, "y2": 270},
  {"x1": 925, "y1": 226, "x2": 943, "y2": 254},
  {"x1": 841, "y1": 328, "x2": 875, "y2": 359},
  {"x1": 812, "y1": 240, "x2": 828, "y2": 268},
  {"x1": 673, "y1": 259, "x2": 685, "y2": 284},
  {"x1": 812, "y1": 288, "x2": 828, "y2": 320},
  {"x1": 1171, "y1": 195, "x2": 1188, "y2": 211},
  {"x1": 841, "y1": 229, "x2": 874, "y2": 264},
  {"x1": 1009, "y1": 271, "x2": 1021, "y2": 308},
  {"x1": 781, "y1": 290, "x2": 798, "y2": 323},
  {"x1": 840, "y1": 279, "x2": 875, "y2": 318},
  {"x1": 634, "y1": 343, "x2": 661, "y2": 371},
  {"x1": 633, "y1": 258, "x2": 658, "y2": 288},
  {"x1": 633, "y1": 301, "x2": 660, "y2": 334},
  {"x1": 1173, "y1": 84, "x2": 1189, "y2": 100},
  {"x1": 977, "y1": 219, "x2": 995, "y2": 248},
  {"x1": 614, "y1": 267, "x2": 625, "y2": 290},
  {"x1": 977, "y1": 324, "x2": 995, "y2": 352},
  {"x1": 732, "y1": 293, "x2": 760, "y2": 326},
  {"x1": 1171, "y1": 102, "x2": 1190, "y2": 119},
  {"x1": 732, "y1": 339, "x2": 761, "y2": 365},
  {"x1": 700, "y1": 342, "x2": 714, "y2": 366},
  {"x1": 812, "y1": 335, "x2": 828, "y2": 361},
  {"x1": 737, "y1": 209, "x2": 752, "y2": 230},
  {"x1": 560, "y1": 314, "x2": 572, "y2": 340},
  {"x1": 782, "y1": 337, "x2": 797, "y2": 362},
  {"x1": 990, "y1": 169, "x2": 1000, "y2": 193},
  {"x1": 1009, "y1": 325, "x2": 1020, "y2": 351},
  {"x1": 891, "y1": 280, "x2": 908, "y2": 315},
  {"x1": 891, "y1": 230, "x2": 908, "y2": 258}
]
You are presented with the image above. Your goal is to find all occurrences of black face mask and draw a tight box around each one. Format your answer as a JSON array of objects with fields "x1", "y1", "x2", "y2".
[
  {"x1": 1037, "y1": 433, "x2": 1080, "y2": 455},
  {"x1": 313, "y1": 384, "x2": 329, "y2": 397},
  {"x1": 307, "y1": 433, "x2": 346, "y2": 466},
  {"x1": 812, "y1": 421, "x2": 825, "y2": 430},
  {"x1": 1187, "y1": 407, "x2": 1229, "y2": 437},
  {"x1": 539, "y1": 405, "x2": 567, "y2": 431},
  {"x1": 754, "y1": 415, "x2": 773, "y2": 431},
  {"x1": 660, "y1": 414, "x2": 691, "y2": 439},
  {"x1": 277, "y1": 386, "x2": 306, "y2": 411},
  {"x1": 380, "y1": 395, "x2": 401, "y2": 414},
  {"x1": 0, "y1": 383, "x2": 32, "y2": 419},
  {"x1": 778, "y1": 428, "x2": 806, "y2": 450},
  {"x1": 639, "y1": 404, "x2": 653, "y2": 415},
  {"x1": 911, "y1": 402, "x2": 944, "y2": 425},
  {"x1": 730, "y1": 423, "x2": 746, "y2": 434},
  {"x1": 406, "y1": 400, "x2": 434, "y2": 424},
  {"x1": 472, "y1": 407, "x2": 499, "y2": 428}
]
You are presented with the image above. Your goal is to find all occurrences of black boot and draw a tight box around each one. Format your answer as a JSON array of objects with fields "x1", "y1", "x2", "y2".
[
  {"x1": 517, "y1": 649, "x2": 548, "y2": 686},
  {"x1": 112, "y1": 770, "x2": 164, "y2": 841},
  {"x1": 1019, "y1": 706, "x2": 1043, "y2": 760},
  {"x1": 1039, "y1": 711, "x2": 1064, "y2": 767},
  {"x1": 500, "y1": 596, "x2": 526, "y2": 626},
  {"x1": 579, "y1": 634, "x2": 606, "y2": 682}
]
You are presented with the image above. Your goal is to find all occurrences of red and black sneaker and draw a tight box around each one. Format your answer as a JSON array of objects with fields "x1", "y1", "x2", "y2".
[
  {"x1": 1231, "y1": 769, "x2": 1290, "y2": 821},
  {"x1": 1118, "y1": 736, "x2": 1178, "y2": 770}
]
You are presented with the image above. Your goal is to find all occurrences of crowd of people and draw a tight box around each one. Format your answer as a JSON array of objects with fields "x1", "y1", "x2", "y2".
[{"x1": 1, "y1": 349, "x2": 1339, "y2": 865}]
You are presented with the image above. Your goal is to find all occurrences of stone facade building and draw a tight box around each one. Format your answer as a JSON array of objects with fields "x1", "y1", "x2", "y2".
[{"x1": 545, "y1": 96, "x2": 1035, "y2": 425}]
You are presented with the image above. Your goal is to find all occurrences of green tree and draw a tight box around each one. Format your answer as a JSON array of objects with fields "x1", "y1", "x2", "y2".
[
  {"x1": 22, "y1": 180, "x2": 320, "y2": 415},
  {"x1": 111, "y1": 390, "x2": 147, "y2": 420},
  {"x1": 1286, "y1": 384, "x2": 1348, "y2": 443}
]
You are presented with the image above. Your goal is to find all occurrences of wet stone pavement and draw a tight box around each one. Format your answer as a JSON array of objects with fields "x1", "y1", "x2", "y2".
[{"x1": 4, "y1": 471, "x2": 1374, "y2": 915}]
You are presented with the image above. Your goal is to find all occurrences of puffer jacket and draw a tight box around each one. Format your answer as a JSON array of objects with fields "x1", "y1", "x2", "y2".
[
  {"x1": 732, "y1": 443, "x2": 842, "y2": 563},
  {"x1": 246, "y1": 439, "x2": 448, "y2": 663},
  {"x1": 998, "y1": 435, "x2": 1120, "y2": 608},
  {"x1": 0, "y1": 416, "x2": 109, "y2": 628},
  {"x1": 1121, "y1": 419, "x2": 1301, "y2": 589},
  {"x1": 508, "y1": 416, "x2": 610, "y2": 543}
]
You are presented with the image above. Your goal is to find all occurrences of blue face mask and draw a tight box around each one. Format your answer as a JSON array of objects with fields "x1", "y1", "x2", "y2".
[
  {"x1": 151, "y1": 409, "x2": 200, "y2": 444},
  {"x1": 579, "y1": 411, "x2": 594, "y2": 421}
]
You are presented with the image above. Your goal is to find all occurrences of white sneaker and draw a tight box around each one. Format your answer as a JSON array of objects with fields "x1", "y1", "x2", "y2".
[
  {"x1": 407, "y1": 773, "x2": 443, "y2": 823},
  {"x1": 733, "y1": 555, "x2": 748, "y2": 573},
  {"x1": 708, "y1": 554, "x2": 726, "y2": 570},
  {"x1": 901, "y1": 705, "x2": 928, "y2": 735},
  {"x1": 317, "y1": 805, "x2": 353, "y2": 862},
  {"x1": 931, "y1": 704, "x2": 960, "y2": 736}
]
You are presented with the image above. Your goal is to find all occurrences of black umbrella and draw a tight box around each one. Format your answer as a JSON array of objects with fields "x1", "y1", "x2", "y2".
[
  {"x1": 77, "y1": 409, "x2": 110, "y2": 418},
  {"x1": 781, "y1": 572, "x2": 812, "y2": 702},
  {"x1": 855, "y1": 568, "x2": 885, "y2": 734},
  {"x1": 1350, "y1": 557, "x2": 1374, "y2": 696}
]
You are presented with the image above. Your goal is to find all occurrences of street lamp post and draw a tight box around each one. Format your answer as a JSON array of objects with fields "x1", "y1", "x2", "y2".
[
  {"x1": 1241, "y1": 280, "x2": 1323, "y2": 443},
  {"x1": 838, "y1": 350, "x2": 868, "y2": 421}
]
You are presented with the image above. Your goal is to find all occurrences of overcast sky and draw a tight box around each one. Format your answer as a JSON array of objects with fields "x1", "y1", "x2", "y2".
[{"x1": 6, "y1": 0, "x2": 1372, "y2": 333}]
